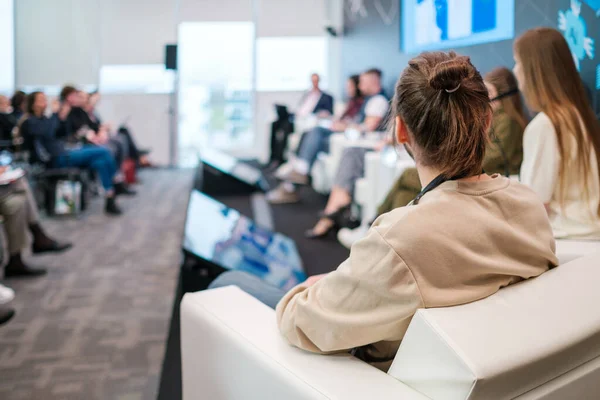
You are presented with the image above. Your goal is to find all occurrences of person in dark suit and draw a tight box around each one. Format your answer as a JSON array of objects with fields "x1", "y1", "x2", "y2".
[
  {"x1": 295, "y1": 73, "x2": 334, "y2": 118},
  {"x1": 268, "y1": 74, "x2": 334, "y2": 167}
]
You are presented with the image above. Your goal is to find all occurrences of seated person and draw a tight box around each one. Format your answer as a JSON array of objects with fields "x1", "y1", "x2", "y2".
[
  {"x1": 10, "y1": 90, "x2": 27, "y2": 122},
  {"x1": 20, "y1": 91, "x2": 124, "y2": 215},
  {"x1": 269, "y1": 75, "x2": 361, "y2": 168},
  {"x1": 268, "y1": 69, "x2": 388, "y2": 204},
  {"x1": 305, "y1": 138, "x2": 391, "y2": 238},
  {"x1": 338, "y1": 66, "x2": 528, "y2": 247},
  {"x1": 0, "y1": 95, "x2": 16, "y2": 141},
  {"x1": 295, "y1": 73, "x2": 334, "y2": 119},
  {"x1": 209, "y1": 51, "x2": 557, "y2": 371},
  {"x1": 515, "y1": 28, "x2": 600, "y2": 239},
  {"x1": 0, "y1": 170, "x2": 72, "y2": 277},
  {"x1": 86, "y1": 91, "x2": 150, "y2": 167}
]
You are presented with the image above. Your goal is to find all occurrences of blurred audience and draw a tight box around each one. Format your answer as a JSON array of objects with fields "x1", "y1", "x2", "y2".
[
  {"x1": 515, "y1": 28, "x2": 600, "y2": 239},
  {"x1": 268, "y1": 69, "x2": 388, "y2": 204},
  {"x1": 20, "y1": 91, "x2": 123, "y2": 215},
  {"x1": 211, "y1": 51, "x2": 557, "y2": 371}
]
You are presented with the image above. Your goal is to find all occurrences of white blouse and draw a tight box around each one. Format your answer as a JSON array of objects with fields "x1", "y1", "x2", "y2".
[{"x1": 520, "y1": 112, "x2": 600, "y2": 239}]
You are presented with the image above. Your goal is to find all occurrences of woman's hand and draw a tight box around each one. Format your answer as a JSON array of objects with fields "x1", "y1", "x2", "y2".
[{"x1": 304, "y1": 273, "x2": 328, "y2": 286}]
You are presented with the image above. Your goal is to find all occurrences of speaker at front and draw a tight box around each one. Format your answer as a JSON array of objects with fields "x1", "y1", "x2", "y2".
[{"x1": 165, "y1": 44, "x2": 177, "y2": 70}]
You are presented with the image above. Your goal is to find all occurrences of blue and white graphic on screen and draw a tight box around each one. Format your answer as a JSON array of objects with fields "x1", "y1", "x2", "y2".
[
  {"x1": 559, "y1": 0, "x2": 595, "y2": 70},
  {"x1": 402, "y1": 0, "x2": 514, "y2": 53}
]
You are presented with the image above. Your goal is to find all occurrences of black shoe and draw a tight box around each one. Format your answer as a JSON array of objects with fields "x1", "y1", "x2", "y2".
[
  {"x1": 5, "y1": 265, "x2": 47, "y2": 278},
  {"x1": 304, "y1": 218, "x2": 336, "y2": 239},
  {"x1": 114, "y1": 182, "x2": 136, "y2": 196},
  {"x1": 32, "y1": 240, "x2": 73, "y2": 255},
  {"x1": 105, "y1": 198, "x2": 122, "y2": 215},
  {"x1": 0, "y1": 308, "x2": 15, "y2": 326}
]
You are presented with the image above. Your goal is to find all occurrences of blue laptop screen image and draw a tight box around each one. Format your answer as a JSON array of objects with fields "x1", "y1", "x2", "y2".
[
  {"x1": 402, "y1": 0, "x2": 514, "y2": 53},
  {"x1": 183, "y1": 190, "x2": 306, "y2": 291}
]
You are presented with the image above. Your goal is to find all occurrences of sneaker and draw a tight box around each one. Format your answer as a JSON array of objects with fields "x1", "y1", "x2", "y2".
[
  {"x1": 0, "y1": 284, "x2": 15, "y2": 305},
  {"x1": 274, "y1": 162, "x2": 294, "y2": 180},
  {"x1": 285, "y1": 170, "x2": 309, "y2": 186},
  {"x1": 266, "y1": 186, "x2": 300, "y2": 204},
  {"x1": 337, "y1": 225, "x2": 370, "y2": 249}
]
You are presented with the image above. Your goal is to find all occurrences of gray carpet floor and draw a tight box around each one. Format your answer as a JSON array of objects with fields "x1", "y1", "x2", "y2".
[{"x1": 0, "y1": 168, "x2": 193, "y2": 400}]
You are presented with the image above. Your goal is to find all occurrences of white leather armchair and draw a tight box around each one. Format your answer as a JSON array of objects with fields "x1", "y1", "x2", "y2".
[
  {"x1": 354, "y1": 147, "x2": 415, "y2": 223},
  {"x1": 181, "y1": 252, "x2": 600, "y2": 400}
]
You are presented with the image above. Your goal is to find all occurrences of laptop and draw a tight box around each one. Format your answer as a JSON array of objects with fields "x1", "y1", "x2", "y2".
[
  {"x1": 183, "y1": 190, "x2": 306, "y2": 291},
  {"x1": 201, "y1": 148, "x2": 270, "y2": 192}
]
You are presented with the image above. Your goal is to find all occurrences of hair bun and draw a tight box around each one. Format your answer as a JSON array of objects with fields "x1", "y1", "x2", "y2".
[{"x1": 428, "y1": 55, "x2": 473, "y2": 93}]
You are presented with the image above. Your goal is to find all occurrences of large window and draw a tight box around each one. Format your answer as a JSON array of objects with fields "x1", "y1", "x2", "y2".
[
  {"x1": 256, "y1": 37, "x2": 328, "y2": 91},
  {"x1": 99, "y1": 64, "x2": 175, "y2": 94},
  {"x1": 177, "y1": 22, "x2": 255, "y2": 167},
  {"x1": 0, "y1": 0, "x2": 14, "y2": 94}
]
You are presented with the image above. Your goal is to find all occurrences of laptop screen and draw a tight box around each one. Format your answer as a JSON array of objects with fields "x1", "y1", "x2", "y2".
[{"x1": 183, "y1": 190, "x2": 306, "y2": 290}]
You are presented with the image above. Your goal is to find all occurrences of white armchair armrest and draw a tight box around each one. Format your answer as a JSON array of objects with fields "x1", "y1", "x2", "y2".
[{"x1": 180, "y1": 286, "x2": 429, "y2": 400}]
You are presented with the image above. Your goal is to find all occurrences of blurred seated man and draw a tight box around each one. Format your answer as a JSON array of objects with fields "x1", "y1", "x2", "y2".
[
  {"x1": 268, "y1": 74, "x2": 333, "y2": 168},
  {"x1": 295, "y1": 73, "x2": 334, "y2": 119},
  {"x1": 267, "y1": 69, "x2": 388, "y2": 204},
  {"x1": 0, "y1": 171, "x2": 72, "y2": 277}
]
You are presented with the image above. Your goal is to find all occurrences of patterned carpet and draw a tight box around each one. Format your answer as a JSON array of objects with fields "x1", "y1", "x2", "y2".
[{"x1": 0, "y1": 168, "x2": 193, "y2": 400}]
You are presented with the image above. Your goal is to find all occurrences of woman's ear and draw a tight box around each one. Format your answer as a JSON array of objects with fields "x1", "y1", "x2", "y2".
[{"x1": 395, "y1": 116, "x2": 410, "y2": 144}]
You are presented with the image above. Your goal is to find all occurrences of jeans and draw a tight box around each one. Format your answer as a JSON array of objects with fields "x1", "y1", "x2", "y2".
[
  {"x1": 54, "y1": 146, "x2": 117, "y2": 191},
  {"x1": 297, "y1": 127, "x2": 333, "y2": 168},
  {"x1": 208, "y1": 271, "x2": 286, "y2": 309}
]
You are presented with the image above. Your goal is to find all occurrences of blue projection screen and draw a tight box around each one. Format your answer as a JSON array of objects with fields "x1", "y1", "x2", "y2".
[{"x1": 402, "y1": 0, "x2": 515, "y2": 54}]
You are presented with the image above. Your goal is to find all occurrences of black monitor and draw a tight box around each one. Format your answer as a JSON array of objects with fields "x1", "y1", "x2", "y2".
[
  {"x1": 198, "y1": 148, "x2": 269, "y2": 194},
  {"x1": 183, "y1": 190, "x2": 306, "y2": 290}
]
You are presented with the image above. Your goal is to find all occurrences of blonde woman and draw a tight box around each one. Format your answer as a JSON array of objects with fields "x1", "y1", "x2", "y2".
[{"x1": 514, "y1": 28, "x2": 600, "y2": 238}]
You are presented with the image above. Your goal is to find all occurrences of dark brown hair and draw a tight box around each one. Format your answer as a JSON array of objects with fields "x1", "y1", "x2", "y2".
[
  {"x1": 26, "y1": 91, "x2": 43, "y2": 115},
  {"x1": 393, "y1": 51, "x2": 491, "y2": 178},
  {"x1": 484, "y1": 67, "x2": 528, "y2": 130},
  {"x1": 365, "y1": 68, "x2": 382, "y2": 79},
  {"x1": 515, "y1": 27, "x2": 600, "y2": 215},
  {"x1": 60, "y1": 85, "x2": 77, "y2": 102},
  {"x1": 11, "y1": 90, "x2": 26, "y2": 111}
]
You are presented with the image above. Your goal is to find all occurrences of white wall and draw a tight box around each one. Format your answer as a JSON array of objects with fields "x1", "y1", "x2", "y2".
[
  {"x1": 0, "y1": 0, "x2": 15, "y2": 95},
  {"x1": 14, "y1": 0, "x2": 333, "y2": 165}
]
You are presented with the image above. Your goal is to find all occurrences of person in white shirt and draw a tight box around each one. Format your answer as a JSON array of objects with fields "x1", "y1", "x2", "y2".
[
  {"x1": 268, "y1": 69, "x2": 389, "y2": 204},
  {"x1": 514, "y1": 27, "x2": 600, "y2": 239}
]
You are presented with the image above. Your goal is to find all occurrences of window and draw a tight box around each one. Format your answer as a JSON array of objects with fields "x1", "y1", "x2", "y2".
[{"x1": 256, "y1": 37, "x2": 328, "y2": 91}]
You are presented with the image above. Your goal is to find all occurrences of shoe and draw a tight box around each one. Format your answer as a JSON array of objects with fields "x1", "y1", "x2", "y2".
[
  {"x1": 0, "y1": 308, "x2": 15, "y2": 325},
  {"x1": 5, "y1": 265, "x2": 47, "y2": 278},
  {"x1": 266, "y1": 186, "x2": 300, "y2": 204},
  {"x1": 114, "y1": 182, "x2": 136, "y2": 196},
  {"x1": 274, "y1": 162, "x2": 293, "y2": 180},
  {"x1": 105, "y1": 197, "x2": 123, "y2": 215},
  {"x1": 337, "y1": 225, "x2": 370, "y2": 249},
  {"x1": 0, "y1": 284, "x2": 15, "y2": 305},
  {"x1": 32, "y1": 240, "x2": 73, "y2": 255},
  {"x1": 284, "y1": 170, "x2": 309, "y2": 186},
  {"x1": 305, "y1": 218, "x2": 336, "y2": 239}
]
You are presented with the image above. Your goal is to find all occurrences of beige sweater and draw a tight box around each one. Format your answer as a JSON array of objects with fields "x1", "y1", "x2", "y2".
[{"x1": 276, "y1": 175, "x2": 558, "y2": 370}]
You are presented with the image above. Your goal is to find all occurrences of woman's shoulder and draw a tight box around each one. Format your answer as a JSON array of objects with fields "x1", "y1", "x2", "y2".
[{"x1": 526, "y1": 112, "x2": 554, "y2": 132}]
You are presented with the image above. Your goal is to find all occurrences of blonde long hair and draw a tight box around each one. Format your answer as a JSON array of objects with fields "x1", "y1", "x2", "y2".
[{"x1": 515, "y1": 27, "x2": 600, "y2": 215}]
